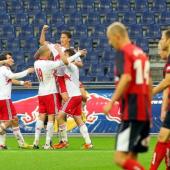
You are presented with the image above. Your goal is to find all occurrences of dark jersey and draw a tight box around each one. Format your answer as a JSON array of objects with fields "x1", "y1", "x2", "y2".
[{"x1": 114, "y1": 43, "x2": 151, "y2": 121}]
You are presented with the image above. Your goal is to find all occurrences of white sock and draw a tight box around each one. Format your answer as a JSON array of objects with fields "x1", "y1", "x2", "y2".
[
  {"x1": 13, "y1": 127, "x2": 25, "y2": 146},
  {"x1": 0, "y1": 133, "x2": 6, "y2": 146},
  {"x1": 34, "y1": 119, "x2": 44, "y2": 146},
  {"x1": 59, "y1": 123, "x2": 68, "y2": 142},
  {"x1": 45, "y1": 121, "x2": 54, "y2": 146},
  {"x1": 79, "y1": 124, "x2": 91, "y2": 144}
]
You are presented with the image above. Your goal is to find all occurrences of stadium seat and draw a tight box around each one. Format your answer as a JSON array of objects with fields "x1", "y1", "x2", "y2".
[
  {"x1": 151, "y1": 0, "x2": 166, "y2": 11},
  {"x1": 0, "y1": 24, "x2": 15, "y2": 39},
  {"x1": 161, "y1": 11, "x2": 170, "y2": 24},
  {"x1": 13, "y1": 13, "x2": 28, "y2": 26},
  {"x1": 106, "y1": 12, "x2": 118, "y2": 25},
  {"x1": 0, "y1": 1, "x2": 7, "y2": 12},
  {"x1": 134, "y1": 0, "x2": 148, "y2": 12},
  {"x1": 117, "y1": 0, "x2": 130, "y2": 11},
  {"x1": 86, "y1": 12, "x2": 100, "y2": 25},
  {"x1": 96, "y1": 0, "x2": 112, "y2": 13},
  {"x1": 6, "y1": 0, "x2": 23, "y2": 13},
  {"x1": 20, "y1": 37, "x2": 38, "y2": 51},
  {"x1": 32, "y1": 12, "x2": 47, "y2": 26},
  {"x1": 145, "y1": 24, "x2": 161, "y2": 39},
  {"x1": 121, "y1": 12, "x2": 137, "y2": 25},
  {"x1": 62, "y1": 0, "x2": 77, "y2": 11},
  {"x1": 0, "y1": 13, "x2": 10, "y2": 25},
  {"x1": 3, "y1": 38, "x2": 20, "y2": 51},
  {"x1": 50, "y1": 12, "x2": 65, "y2": 25},
  {"x1": 18, "y1": 25, "x2": 34, "y2": 38},
  {"x1": 73, "y1": 24, "x2": 87, "y2": 37},
  {"x1": 129, "y1": 24, "x2": 143, "y2": 38},
  {"x1": 67, "y1": 12, "x2": 83, "y2": 25},
  {"x1": 41, "y1": 0, "x2": 59, "y2": 12},
  {"x1": 141, "y1": 12, "x2": 155, "y2": 25},
  {"x1": 81, "y1": 0, "x2": 94, "y2": 12},
  {"x1": 26, "y1": 0, "x2": 41, "y2": 13}
]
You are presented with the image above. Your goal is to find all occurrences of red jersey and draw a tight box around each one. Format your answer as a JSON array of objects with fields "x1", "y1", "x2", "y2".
[
  {"x1": 114, "y1": 43, "x2": 151, "y2": 121},
  {"x1": 163, "y1": 57, "x2": 170, "y2": 111}
]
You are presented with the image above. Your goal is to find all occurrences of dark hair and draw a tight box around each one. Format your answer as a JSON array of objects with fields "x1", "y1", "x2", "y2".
[
  {"x1": 65, "y1": 48, "x2": 75, "y2": 56},
  {"x1": 0, "y1": 51, "x2": 12, "y2": 61},
  {"x1": 165, "y1": 29, "x2": 170, "y2": 39},
  {"x1": 61, "y1": 31, "x2": 72, "y2": 39}
]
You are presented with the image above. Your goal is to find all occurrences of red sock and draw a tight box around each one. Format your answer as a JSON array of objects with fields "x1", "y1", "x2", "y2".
[
  {"x1": 123, "y1": 159, "x2": 145, "y2": 170},
  {"x1": 165, "y1": 141, "x2": 170, "y2": 170},
  {"x1": 150, "y1": 141, "x2": 167, "y2": 170}
]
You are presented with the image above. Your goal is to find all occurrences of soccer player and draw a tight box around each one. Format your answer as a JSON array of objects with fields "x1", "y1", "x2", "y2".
[
  {"x1": 150, "y1": 29, "x2": 170, "y2": 170},
  {"x1": 55, "y1": 47, "x2": 93, "y2": 150},
  {"x1": 0, "y1": 52, "x2": 34, "y2": 149},
  {"x1": 33, "y1": 45, "x2": 86, "y2": 149},
  {"x1": 103, "y1": 22, "x2": 152, "y2": 170}
]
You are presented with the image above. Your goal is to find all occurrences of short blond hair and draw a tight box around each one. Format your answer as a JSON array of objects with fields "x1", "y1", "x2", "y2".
[{"x1": 107, "y1": 22, "x2": 128, "y2": 37}]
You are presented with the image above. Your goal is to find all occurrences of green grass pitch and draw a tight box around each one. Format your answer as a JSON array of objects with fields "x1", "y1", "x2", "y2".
[{"x1": 0, "y1": 136, "x2": 165, "y2": 170}]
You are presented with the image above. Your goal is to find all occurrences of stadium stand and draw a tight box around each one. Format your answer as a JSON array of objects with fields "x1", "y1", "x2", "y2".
[{"x1": 0, "y1": 0, "x2": 168, "y2": 82}]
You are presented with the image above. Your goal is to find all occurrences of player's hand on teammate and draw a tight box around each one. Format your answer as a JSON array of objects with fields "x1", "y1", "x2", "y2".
[
  {"x1": 5, "y1": 58, "x2": 14, "y2": 66},
  {"x1": 103, "y1": 101, "x2": 113, "y2": 114},
  {"x1": 27, "y1": 68, "x2": 35, "y2": 74},
  {"x1": 42, "y1": 25, "x2": 49, "y2": 32},
  {"x1": 24, "y1": 81, "x2": 32, "y2": 88},
  {"x1": 61, "y1": 92, "x2": 69, "y2": 102}
]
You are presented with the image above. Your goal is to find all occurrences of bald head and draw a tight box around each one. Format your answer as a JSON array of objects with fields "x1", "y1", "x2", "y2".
[
  {"x1": 107, "y1": 22, "x2": 128, "y2": 38},
  {"x1": 106, "y1": 22, "x2": 130, "y2": 50},
  {"x1": 34, "y1": 45, "x2": 52, "y2": 60}
]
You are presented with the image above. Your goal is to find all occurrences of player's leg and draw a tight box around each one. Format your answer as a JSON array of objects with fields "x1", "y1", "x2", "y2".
[
  {"x1": 44, "y1": 114, "x2": 54, "y2": 149},
  {"x1": 115, "y1": 121, "x2": 149, "y2": 170},
  {"x1": 150, "y1": 112, "x2": 170, "y2": 170},
  {"x1": 73, "y1": 115, "x2": 92, "y2": 149},
  {"x1": 33, "y1": 113, "x2": 45, "y2": 148},
  {"x1": 165, "y1": 140, "x2": 170, "y2": 170},
  {"x1": 53, "y1": 111, "x2": 68, "y2": 149},
  {"x1": 11, "y1": 117, "x2": 32, "y2": 149}
]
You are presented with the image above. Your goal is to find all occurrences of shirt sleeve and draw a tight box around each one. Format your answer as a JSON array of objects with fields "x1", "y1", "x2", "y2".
[
  {"x1": 4, "y1": 68, "x2": 28, "y2": 79},
  {"x1": 46, "y1": 60, "x2": 64, "y2": 70},
  {"x1": 47, "y1": 44, "x2": 59, "y2": 58}
]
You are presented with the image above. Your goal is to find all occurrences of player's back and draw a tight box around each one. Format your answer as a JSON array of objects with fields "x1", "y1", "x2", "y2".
[
  {"x1": 115, "y1": 43, "x2": 151, "y2": 121},
  {"x1": 34, "y1": 60, "x2": 58, "y2": 96},
  {"x1": 0, "y1": 66, "x2": 12, "y2": 99},
  {"x1": 64, "y1": 63, "x2": 81, "y2": 97}
]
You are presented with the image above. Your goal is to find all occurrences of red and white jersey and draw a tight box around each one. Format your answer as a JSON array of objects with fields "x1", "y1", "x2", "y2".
[
  {"x1": 0, "y1": 66, "x2": 28, "y2": 99},
  {"x1": 64, "y1": 63, "x2": 81, "y2": 97},
  {"x1": 47, "y1": 43, "x2": 66, "y2": 76},
  {"x1": 34, "y1": 60, "x2": 64, "y2": 96},
  {"x1": 47, "y1": 43, "x2": 82, "y2": 76}
]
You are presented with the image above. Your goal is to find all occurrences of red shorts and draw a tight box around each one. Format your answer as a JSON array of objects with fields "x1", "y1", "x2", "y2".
[
  {"x1": 0, "y1": 99, "x2": 17, "y2": 121},
  {"x1": 61, "y1": 96, "x2": 82, "y2": 116},
  {"x1": 38, "y1": 93, "x2": 61, "y2": 115}
]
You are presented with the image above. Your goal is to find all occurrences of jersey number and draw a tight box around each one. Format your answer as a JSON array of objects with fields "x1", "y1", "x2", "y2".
[
  {"x1": 36, "y1": 68, "x2": 43, "y2": 82},
  {"x1": 134, "y1": 60, "x2": 150, "y2": 84}
]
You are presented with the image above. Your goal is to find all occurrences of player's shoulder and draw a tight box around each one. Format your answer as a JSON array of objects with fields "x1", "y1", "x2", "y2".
[{"x1": 0, "y1": 65, "x2": 9, "y2": 71}]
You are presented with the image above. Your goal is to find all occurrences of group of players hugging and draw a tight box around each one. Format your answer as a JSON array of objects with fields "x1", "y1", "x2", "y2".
[{"x1": 1, "y1": 21, "x2": 170, "y2": 170}]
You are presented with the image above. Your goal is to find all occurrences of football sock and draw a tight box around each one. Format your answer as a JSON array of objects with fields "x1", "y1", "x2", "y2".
[
  {"x1": 45, "y1": 121, "x2": 53, "y2": 146},
  {"x1": 150, "y1": 141, "x2": 167, "y2": 170},
  {"x1": 123, "y1": 158, "x2": 145, "y2": 170},
  {"x1": 12, "y1": 126, "x2": 25, "y2": 146},
  {"x1": 59, "y1": 123, "x2": 68, "y2": 142},
  {"x1": 79, "y1": 124, "x2": 91, "y2": 144},
  {"x1": 34, "y1": 119, "x2": 44, "y2": 146}
]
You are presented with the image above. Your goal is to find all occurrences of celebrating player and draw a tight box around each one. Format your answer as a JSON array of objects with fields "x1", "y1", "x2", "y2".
[
  {"x1": 150, "y1": 29, "x2": 170, "y2": 170},
  {"x1": 0, "y1": 51, "x2": 34, "y2": 149},
  {"x1": 33, "y1": 45, "x2": 87, "y2": 149},
  {"x1": 55, "y1": 47, "x2": 93, "y2": 150},
  {"x1": 103, "y1": 22, "x2": 152, "y2": 170}
]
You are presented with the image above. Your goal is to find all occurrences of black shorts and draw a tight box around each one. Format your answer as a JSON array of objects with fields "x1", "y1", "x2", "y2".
[
  {"x1": 162, "y1": 111, "x2": 170, "y2": 129},
  {"x1": 115, "y1": 120, "x2": 150, "y2": 153}
]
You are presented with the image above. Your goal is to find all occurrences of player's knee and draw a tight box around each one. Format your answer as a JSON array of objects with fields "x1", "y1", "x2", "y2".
[
  {"x1": 38, "y1": 114, "x2": 46, "y2": 121},
  {"x1": 158, "y1": 133, "x2": 169, "y2": 142}
]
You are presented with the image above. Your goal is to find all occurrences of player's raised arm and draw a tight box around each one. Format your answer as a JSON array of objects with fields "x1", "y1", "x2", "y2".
[
  {"x1": 39, "y1": 25, "x2": 49, "y2": 46},
  {"x1": 5, "y1": 68, "x2": 34, "y2": 79}
]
